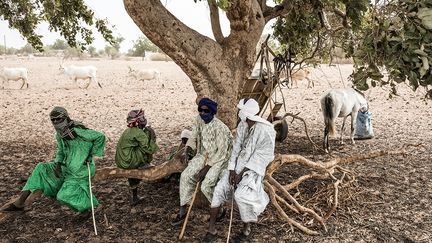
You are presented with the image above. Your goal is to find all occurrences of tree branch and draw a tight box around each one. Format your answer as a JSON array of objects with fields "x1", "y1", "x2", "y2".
[
  {"x1": 94, "y1": 155, "x2": 186, "y2": 182},
  {"x1": 123, "y1": 0, "x2": 222, "y2": 94},
  {"x1": 262, "y1": 0, "x2": 294, "y2": 22},
  {"x1": 265, "y1": 181, "x2": 319, "y2": 235},
  {"x1": 208, "y1": 0, "x2": 225, "y2": 44},
  {"x1": 319, "y1": 10, "x2": 332, "y2": 31},
  {"x1": 332, "y1": 7, "x2": 350, "y2": 28}
]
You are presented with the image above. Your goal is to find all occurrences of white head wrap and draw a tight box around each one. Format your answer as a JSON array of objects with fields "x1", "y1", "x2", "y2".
[
  {"x1": 237, "y1": 98, "x2": 259, "y2": 121},
  {"x1": 180, "y1": 129, "x2": 192, "y2": 139}
]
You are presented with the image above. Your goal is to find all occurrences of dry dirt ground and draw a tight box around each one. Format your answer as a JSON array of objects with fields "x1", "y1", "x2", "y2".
[{"x1": 0, "y1": 57, "x2": 431, "y2": 242}]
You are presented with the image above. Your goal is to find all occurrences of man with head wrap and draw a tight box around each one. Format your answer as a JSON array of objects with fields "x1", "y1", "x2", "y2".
[
  {"x1": 202, "y1": 98, "x2": 276, "y2": 243},
  {"x1": 115, "y1": 109, "x2": 158, "y2": 206},
  {"x1": 171, "y1": 98, "x2": 233, "y2": 226},
  {"x1": 163, "y1": 129, "x2": 196, "y2": 182},
  {"x1": 2, "y1": 107, "x2": 106, "y2": 215},
  {"x1": 167, "y1": 129, "x2": 195, "y2": 161}
]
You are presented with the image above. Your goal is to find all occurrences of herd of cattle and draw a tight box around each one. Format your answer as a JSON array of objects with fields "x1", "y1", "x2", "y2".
[
  {"x1": 0, "y1": 63, "x2": 162, "y2": 89},
  {"x1": 1, "y1": 59, "x2": 314, "y2": 90}
]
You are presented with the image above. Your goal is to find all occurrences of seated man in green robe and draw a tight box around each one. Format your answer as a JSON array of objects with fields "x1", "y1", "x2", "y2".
[
  {"x1": 2, "y1": 107, "x2": 106, "y2": 214},
  {"x1": 115, "y1": 109, "x2": 158, "y2": 206}
]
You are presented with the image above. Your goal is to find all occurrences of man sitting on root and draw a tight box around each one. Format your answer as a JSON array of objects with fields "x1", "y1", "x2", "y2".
[
  {"x1": 115, "y1": 109, "x2": 158, "y2": 206},
  {"x1": 171, "y1": 98, "x2": 233, "y2": 226},
  {"x1": 2, "y1": 106, "x2": 106, "y2": 216},
  {"x1": 164, "y1": 129, "x2": 195, "y2": 182},
  {"x1": 203, "y1": 98, "x2": 276, "y2": 243}
]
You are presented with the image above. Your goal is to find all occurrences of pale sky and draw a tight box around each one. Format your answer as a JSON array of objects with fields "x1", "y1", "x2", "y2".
[{"x1": 0, "y1": 1, "x2": 273, "y2": 53}]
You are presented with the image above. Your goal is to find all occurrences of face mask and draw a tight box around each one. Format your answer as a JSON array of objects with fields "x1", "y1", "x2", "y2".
[
  {"x1": 238, "y1": 110, "x2": 247, "y2": 122},
  {"x1": 139, "y1": 120, "x2": 147, "y2": 129},
  {"x1": 52, "y1": 118, "x2": 76, "y2": 140},
  {"x1": 200, "y1": 113, "x2": 214, "y2": 123}
]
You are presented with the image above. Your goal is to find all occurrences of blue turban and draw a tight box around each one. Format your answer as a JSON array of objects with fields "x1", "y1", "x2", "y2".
[{"x1": 198, "y1": 98, "x2": 218, "y2": 115}]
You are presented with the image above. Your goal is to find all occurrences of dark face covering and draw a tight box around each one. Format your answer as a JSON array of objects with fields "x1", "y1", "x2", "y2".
[
  {"x1": 50, "y1": 107, "x2": 83, "y2": 140},
  {"x1": 198, "y1": 98, "x2": 218, "y2": 124},
  {"x1": 199, "y1": 113, "x2": 214, "y2": 123}
]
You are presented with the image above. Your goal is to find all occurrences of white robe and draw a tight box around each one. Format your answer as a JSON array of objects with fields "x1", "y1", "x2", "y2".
[{"x1": 211, "y1": 120, "x2": 276, "y2": 222}]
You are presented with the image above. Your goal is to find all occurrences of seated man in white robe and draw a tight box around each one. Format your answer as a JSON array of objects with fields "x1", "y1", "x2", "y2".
[{"x1": 203, "y1": 98, "x2": 276, "y2": 243}]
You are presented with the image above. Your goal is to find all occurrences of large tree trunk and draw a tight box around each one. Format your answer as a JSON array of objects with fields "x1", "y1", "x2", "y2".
[{"x1": 124, "y1": 0, "x2": 265, "y2": 128}]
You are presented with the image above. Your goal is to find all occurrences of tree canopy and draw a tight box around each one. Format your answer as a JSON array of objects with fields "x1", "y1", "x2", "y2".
[
  {"x1": 1, "y1": 0, "x2": 431, "y2": 109},
  {"x1": 0, "y1": 0, "x2": 114, "y2": 51},
  {"x1": 272, "y1": 0, "x2": 432, "y2": 98}
]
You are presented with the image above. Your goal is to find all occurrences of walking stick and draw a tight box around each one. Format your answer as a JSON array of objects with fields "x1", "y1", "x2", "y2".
[
  {"x1": 179, "y1": 181, "x2": 201, "y2": 240},
  {"x1": 87, "y1": 162, "x2": 98, "y2": 236},
  {"x1": 226, "y1": 185, "x2": 235, "y2": 243},
  {"x1": 179, "y1": 153, "x2": 208, "y2": 240}
]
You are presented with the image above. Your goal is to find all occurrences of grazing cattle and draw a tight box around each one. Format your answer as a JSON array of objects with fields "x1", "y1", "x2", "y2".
[
  {"x1": 59, "y1": 64, "x2": 102, "y2": 88},
  {"x1": 0, "y1": 67, "x2": 29, "y2": 89},
  {"x1": 127, "y1": 66, "x2": 160, "y2": 82}
]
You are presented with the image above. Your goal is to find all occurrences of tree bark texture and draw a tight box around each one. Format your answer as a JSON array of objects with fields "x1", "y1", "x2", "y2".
[{"x1": 123, "y1": 0, "x2": 267, "y2": 128}]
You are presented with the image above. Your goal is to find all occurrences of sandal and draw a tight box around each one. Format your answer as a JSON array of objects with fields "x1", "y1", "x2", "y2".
[
  {"x1": 1, "y1": 203, "x2": 24, "y2": 212},
  {"x1": 201, "y1": 232, "x2": 218, "y2": 243},
  {"x1": 171, "y1": 213, "x2": 186, "y2": 226}
]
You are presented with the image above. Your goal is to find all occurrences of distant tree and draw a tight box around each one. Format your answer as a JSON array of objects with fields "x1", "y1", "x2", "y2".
[
  {"x1": 105, "y1": 36, "x2": 124, "y2": 59},
  {"x1": 51, "y1": 39, "x2": 68, "y2": 50},
  {"x1": 88, "y1": 46, "x2": 98, "y2": 57},
  {"x1": 128, "y1": 36, "x2": 160, "y2": 56},
  {"x1": 0, "y1": 45, "x2": 17, "y2": 55},
  {"x1": 18, "y1": 44, "x2": 36, "y2": 54},
  {"x1": 64, "y1": 46, "x2": 82, "y2": 59}
]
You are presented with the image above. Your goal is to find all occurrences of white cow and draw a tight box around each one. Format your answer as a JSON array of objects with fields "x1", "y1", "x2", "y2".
[
  {"x1": 127, "y1": 66, "x2": 160, "y2": 82},
  {"x1": 0, "y1": 67, "x2": 29, "y2": 89},
  {"x1": 59, "y1": 64, "x2": 101, "y2": 89}
]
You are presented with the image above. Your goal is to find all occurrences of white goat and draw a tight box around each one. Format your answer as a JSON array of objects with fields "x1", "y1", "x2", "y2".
[
  {"x1": 0, "y1": 67, "x2": 29, "y2": 89},
  {"x1": 127, "y1": 66, "x2": 160, "y2": 82},
  {"x1": 59, "y1": 64, "x2": 101, "y2": 88}
]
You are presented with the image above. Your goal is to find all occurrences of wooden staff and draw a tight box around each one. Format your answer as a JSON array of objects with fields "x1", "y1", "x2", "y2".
[
  {"x1": 178, "y1": 181, "x2": 201, "y2": 240},
  {"x1": 87, "y1": 162, "x2": 98, "y2": 236},
  {"x1": 226, "y1": 186, "x2": 235, "y2": 243},
  {"x1": 179, "y1": 153, "x2": 208, "y2": 240}
]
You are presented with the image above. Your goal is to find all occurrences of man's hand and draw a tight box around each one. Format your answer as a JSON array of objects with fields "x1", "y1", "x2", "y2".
[
  {"x1": 54, "y1": 162, "x2": 62, "y2": 178},
  {"x1": 180, "y1": 146, "x2": 192, "y2": 164},
  {"x1": 229, "y1": 170, "x2": 237, "y2": 185},
  {"x1": 194, "y1": 165, "x2": 211, "y2": 182},
  {"x1": 84, "y1": 154, "x2": 93, "y2": 164},
  {"x1": 234, "y1": 172, "x2": 243, "y2": 186},
  {"x1": 146, "y1": 126, "x2": 156, "y2": 141},
  {"x1": 234, "y1": 168, "x2": 249, "y2": 187}
]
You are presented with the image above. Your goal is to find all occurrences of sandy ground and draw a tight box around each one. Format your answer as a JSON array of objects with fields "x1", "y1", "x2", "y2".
[{"x1": 0, "y1": 57, "x2": 431, "y2": 242}]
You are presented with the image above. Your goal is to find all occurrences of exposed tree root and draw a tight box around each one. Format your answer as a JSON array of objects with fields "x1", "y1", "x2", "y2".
[
  {"x1": 264, "y1": 149, "x2": 406, "y2": 235},
  {"x1": 279, "y1": 112, "x2": 324, "y2": 152},
  {"x1": 94, "y1": 155, "x2": 186, "y2": 182}
]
